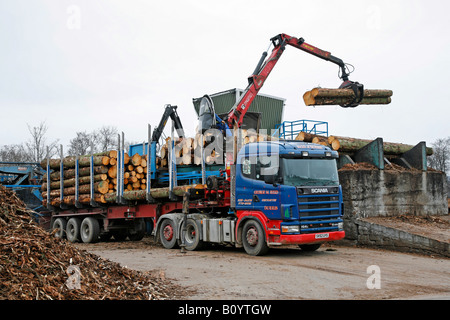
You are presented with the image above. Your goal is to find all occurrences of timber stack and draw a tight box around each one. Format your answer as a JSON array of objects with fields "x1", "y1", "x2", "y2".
[
  {"x1": 158, "y1": 134, "x2": 224, "y2": 167},
  {"x1": 303, "y1": 88, "x2": 393, "y2": 106},
  {"x1": 40, "y1": 151, "x2": 160, "y2": 206},
  {"x1": 157, "y1": 130, "x2": 276, "y2": 168},
  {"x1": 295, "y1": 132, "x2": 433, "y2": 162}
]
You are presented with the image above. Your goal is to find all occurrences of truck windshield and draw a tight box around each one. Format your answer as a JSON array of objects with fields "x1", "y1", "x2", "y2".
[{"x1": 281, "y1": 158, "x2": 339, "y2": 186}]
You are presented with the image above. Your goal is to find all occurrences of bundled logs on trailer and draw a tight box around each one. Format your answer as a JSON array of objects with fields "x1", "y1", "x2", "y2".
[
  {"x1": 302, "y1": 88, "x2": 393, "y2": 106},
  {"x1": 41, "y1": 150, "x2": 161, "y2": 207},
  {"x1": 158, "y1": 130, "x2": 275, "y2": 168},
  {"x1": 41, "y1": 129, "x2": 279, "y2": 208}
]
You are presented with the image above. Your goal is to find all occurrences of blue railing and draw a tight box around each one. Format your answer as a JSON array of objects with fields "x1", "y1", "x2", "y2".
[{"x1": 272, "y1": 120, "x2": 328, "y2": 140}]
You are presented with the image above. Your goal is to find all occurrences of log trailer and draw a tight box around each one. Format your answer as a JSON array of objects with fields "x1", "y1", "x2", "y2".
[{"x1": 46, "y1": 33, "x2": 363, "y2": 255}]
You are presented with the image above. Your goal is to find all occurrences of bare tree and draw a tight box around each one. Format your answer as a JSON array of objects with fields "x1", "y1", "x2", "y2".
[
  {"x1": 67, "y1": 131, "x2": 95, "y2": 156},
  {"x1": 95, "y1": 126, "x2": 118, "y2": 152},
  {"x1": 0, "y1": 144, "x2": 32, "y2": 162},
  {"x1": 428, "y1": 137, "x2": 450, "y2": 174},
  {"x1": 26, "y1": 121, "x2": 59, "y2": 162}
]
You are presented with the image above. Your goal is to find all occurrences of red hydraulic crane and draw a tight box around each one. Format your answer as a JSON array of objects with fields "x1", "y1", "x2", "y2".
[{"x1": 225, "y1": 33, "x2": 364, "y2": 129}]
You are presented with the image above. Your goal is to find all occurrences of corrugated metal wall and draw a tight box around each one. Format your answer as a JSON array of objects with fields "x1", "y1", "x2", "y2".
[{"x1": 192, "y1": 88, "x2": 285, "y2": 131}]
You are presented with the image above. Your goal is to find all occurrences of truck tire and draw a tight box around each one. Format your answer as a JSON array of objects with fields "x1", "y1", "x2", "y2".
[
  {"x1": 180, "y1": 219, "x2": 203, "y2": 251},
  {"x1": 242, "y1": 219, "x2": 269, "y2": 256},
  {"x1": 52, "y1": 218, "x2": 67, "y2": 239},
  {"x1": 128, "y1": 219, "x2": 146, "y2": 241},
  {"x1": 159, "y1": 219, "x2": 178, "y2": 249},
  {"x1": 299, "y1": 243, "x2": 322, "y2": 252},
  {"x1": 80, "y1": 217, "x2": 100, "y2": 243},
  {"x1": 66, "y1": 218, "x2": 82, "y2": 243},
  {"x1": 111, "y1": 229, "x2": 127, "y2": 241}
]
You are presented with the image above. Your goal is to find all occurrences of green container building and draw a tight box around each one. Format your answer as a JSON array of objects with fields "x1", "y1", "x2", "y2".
[{"x1": 192, "y1": 88, "x2": 285, "y2": 132}]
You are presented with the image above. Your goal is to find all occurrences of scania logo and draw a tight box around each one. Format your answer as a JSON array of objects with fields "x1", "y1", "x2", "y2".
[{"x1": 311, "y1": 188, "x2": 328, "y2": 194}]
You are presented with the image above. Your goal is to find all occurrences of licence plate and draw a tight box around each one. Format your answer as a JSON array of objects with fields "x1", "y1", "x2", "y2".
[{"x1": 315, "y1": 233, "x2": 329, "y2": 239}]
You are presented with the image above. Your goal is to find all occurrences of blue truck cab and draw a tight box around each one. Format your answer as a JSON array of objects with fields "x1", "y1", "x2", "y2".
[{"x1": 234, "y1": 140, "x2": 345, "y2": 249}]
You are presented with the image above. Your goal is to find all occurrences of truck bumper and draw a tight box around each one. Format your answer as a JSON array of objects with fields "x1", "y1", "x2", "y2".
[{"x1": 269, "y1": 231, "x2": 345, "y2": 246}]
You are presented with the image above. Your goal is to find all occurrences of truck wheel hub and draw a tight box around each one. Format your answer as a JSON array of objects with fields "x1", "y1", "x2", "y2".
[
  {"x1": 246, "y1": 227, "x2": 258, "y2": 246},
  {"x1": 163, "y1": 225, "x2": 174, "y2": 241}
]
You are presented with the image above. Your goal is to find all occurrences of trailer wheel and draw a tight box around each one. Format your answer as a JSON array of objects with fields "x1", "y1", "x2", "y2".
[
  {"x1": 111, "y1": 229, "x2": 127, "y2": 241},
  {"x1": 80, "y1": 217, "x2": 100, "y2": 243},
  {"x1": 52, "y1": 218, "x2": 67, "y2": 239},
  {"x1": 128, "y1": 219, "x2": 146, "y2": 241},
  {"x1": 242, "y1": 220, "x2": 269, "y2": 256},
  {"x1": 66, "y1": 218, "x2": 82, "y2": 243},
  {"x1": 159, "y1": 219, "x2": 178, "y2": 249},
  {"x1": 180, "y1": 219, "x2": 203, "y2": 251}
]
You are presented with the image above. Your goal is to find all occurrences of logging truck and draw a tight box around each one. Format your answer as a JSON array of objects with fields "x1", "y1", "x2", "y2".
[
  {"x1": 42, "y1": 33, "x2": 379, "y2": 254},
  {"x1": 45, "y1": 137, "x2": 345, "y2": 255}
]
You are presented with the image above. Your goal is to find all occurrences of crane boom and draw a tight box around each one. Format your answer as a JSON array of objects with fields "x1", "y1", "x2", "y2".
[
  {"x1": 226, "y1": 33, "x2": 359, "y2": 128},
  {"x1": 152, "y1": 104, "x2": 185, "y2": 143}
]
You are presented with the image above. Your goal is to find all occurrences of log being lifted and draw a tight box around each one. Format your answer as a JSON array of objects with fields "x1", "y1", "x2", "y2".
[
  {"x1": 303, "y1": 88, "x2": 393, "y2": 106},
  {"x1": 104, "y1": 184, "x2": 205, "y2": 203}
]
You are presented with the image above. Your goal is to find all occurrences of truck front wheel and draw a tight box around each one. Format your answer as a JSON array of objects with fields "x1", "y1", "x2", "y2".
[
  {"x1": 159, "y1": 219, "x2": 178, "y2": 249},
  {"x1": 242, "y1": 220, "x2": 269, "y2": 256}
]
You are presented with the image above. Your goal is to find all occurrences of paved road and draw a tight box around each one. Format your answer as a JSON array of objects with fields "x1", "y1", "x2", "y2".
[{"x1": 75, "y1": 239, "x2": 450, "y2": 300}]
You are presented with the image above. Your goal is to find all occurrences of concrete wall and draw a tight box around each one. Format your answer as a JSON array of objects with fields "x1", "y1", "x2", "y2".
[
  {"x1": 339, "y1": 170, "x2": 448, "y2": 219},
  {"x1": 338, "y1": 169, "x2": 448, "y2": 244},
  {"x1": 350, "y1": 218, "x2": 450, "y2": 257}
]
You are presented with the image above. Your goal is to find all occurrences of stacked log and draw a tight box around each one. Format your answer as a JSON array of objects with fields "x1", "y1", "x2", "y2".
[
  {"x1": 41, "y1": 150, "x2": 158, "y2": 206},
  {"x1": 327, "y1": 136, "x2": 433, "y2": 156},
  {"x1": 120, "y1": 153, "x2": 154, "y2": 192},
  {"x1": 295, "y1": 132, "x2": 433, "y2": 156},
  {"x1": 303, "y1": 88, "x2": 393, "y2": 106},
  {"x1": 41, "y1": 150, "x2": 119, "y2": 206},
  {"x1": 159, "y1": 134, "x2": 224, "y2": 167},
  {"x1": 238, "y1": 129, "x2": 276, "y2": 146},
  {"x1": 104, "y1": 184, "x2": 206, "y2": 203}
]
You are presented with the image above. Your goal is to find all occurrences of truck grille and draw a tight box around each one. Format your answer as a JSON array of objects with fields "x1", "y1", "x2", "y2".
[
  {"x1": 297, "y1": 192, "x2": 342, "y2": 234},
  {"x1": 298, "y1": 194, "x2": 340, "y2": 217}
]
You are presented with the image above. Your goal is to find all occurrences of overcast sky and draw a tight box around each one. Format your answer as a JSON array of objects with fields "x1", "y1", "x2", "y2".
[{"x1": 0, "y1": 0, "x2": 449, "y2": 151}]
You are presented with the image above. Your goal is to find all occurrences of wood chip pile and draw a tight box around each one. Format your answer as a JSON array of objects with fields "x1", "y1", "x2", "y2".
[{"x1": 0, "y1": 185, "x2": 183, "y2": 300}]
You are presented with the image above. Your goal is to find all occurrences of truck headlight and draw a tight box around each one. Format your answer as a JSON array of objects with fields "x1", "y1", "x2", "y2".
[
  {"x1": 332, "y1": 222, "x2": 344, "y2": 230},
  {"x1": 281, "y1": 225, "x2": 300, "y2": 233}
]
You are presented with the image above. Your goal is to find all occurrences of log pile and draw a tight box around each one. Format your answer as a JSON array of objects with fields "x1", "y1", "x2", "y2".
[
  {"x1": 0, "y1": 185, "x2": 186, "y2": 300},
  {"x1": 156, "y1": 130, "x2": 277, "y2": 169},
  {"x1": 159, "y1": 137, "x2": 198, "y2": 167},
  {"x1": 41, "y1": 151, "x2": 157, "y2": 206},
  {"x1": 157, "y1": 130, "x2": 277, "y2": 168},
  {"x1": 295, "y1": 132, "x2": 433, "y2": 157},
  {"x1": 159, "y1": 134, "x2": 220, "y2": 167},
  {"x1": 303, "y1": 88, "x2": 393, "y2": 106}
]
